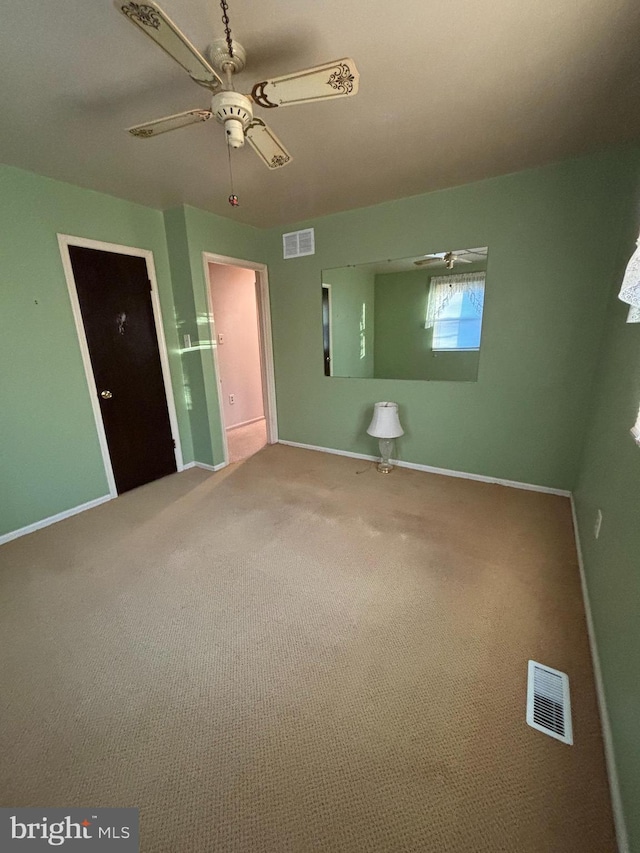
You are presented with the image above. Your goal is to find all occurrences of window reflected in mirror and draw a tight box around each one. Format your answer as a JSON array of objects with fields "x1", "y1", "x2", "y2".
[{"x1": 322, "y1": 248, "x2": 488, "y2": 381}]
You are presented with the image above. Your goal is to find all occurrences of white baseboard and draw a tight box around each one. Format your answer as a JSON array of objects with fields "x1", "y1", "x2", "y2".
[
  {"x1": 226, "y1": 416, "x2": 265, "y2": 432},
  {"x1": 0, "y1": 494, "x2": 113, "y2": 547},
  {"x1": 2, "y1": 462, "x2": 229, "y2": 547},
  {"x1": 279, "y1": 441, "x2": 377, "y2": 464},
  {"x1": 278, "y1": 440, "x2": 571, "y2": 496},
  {"x1": 570, "y1": 496, "x2": 628, "y2": 853},
  {"x1": 181, "y1": 461, "x2": 227, "y2": 473}
]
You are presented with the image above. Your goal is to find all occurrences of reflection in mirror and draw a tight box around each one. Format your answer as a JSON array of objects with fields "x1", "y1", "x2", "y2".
[{"x1": 322, "y1": 248, "x2": 488, "y2": 381}]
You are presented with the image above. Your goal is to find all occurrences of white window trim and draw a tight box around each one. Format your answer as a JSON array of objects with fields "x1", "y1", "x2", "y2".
[{"x1": 432, "y1": 346, "x2": 480, "y2": 353}]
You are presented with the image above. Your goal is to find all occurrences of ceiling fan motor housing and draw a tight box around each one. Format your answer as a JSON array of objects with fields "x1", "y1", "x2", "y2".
[
  {"x1": 210, "y1": 91, "x2": 253, "y2": 148},
  {"x1": 208, "y1": 39, "x2": 247, "y2": 76}
]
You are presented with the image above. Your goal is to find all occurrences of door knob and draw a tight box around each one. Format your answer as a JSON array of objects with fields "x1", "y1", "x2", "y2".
[{"x1": 100, "y1": 390, "x2": 113, "y2": 399}]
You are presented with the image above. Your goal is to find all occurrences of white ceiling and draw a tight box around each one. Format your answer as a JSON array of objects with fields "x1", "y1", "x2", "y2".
[{"x1": 1, "y1": 0, "x2": 639, "y2": 227}]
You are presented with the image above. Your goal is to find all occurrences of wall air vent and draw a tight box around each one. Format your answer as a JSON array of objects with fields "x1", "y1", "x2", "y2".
[
  {"x1": 283, "y1": 228, "x2": 315, "y2": 259},
  {"x1": 526, "y1": 660, "x2": 573, "y2": 744}
]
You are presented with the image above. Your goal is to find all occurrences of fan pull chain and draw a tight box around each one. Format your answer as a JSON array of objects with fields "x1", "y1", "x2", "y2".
[
  {"x1": 227, "y1": 144, "x2": 239, "y2": 207},
  {"x1": 220, "y1": 0, "x2": 234, "y2": 58}
]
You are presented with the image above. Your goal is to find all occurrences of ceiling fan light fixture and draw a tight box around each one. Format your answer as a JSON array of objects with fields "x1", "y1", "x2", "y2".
[{"x1": 225, "y1": 119, "x2": 245, "y2": 148}]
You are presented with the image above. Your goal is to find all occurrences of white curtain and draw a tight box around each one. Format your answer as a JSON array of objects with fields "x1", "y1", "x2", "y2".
[
  {"x1": 633, "y1": 405, "x2": 640, "y2": 446},
  {"x1": 619, "y1": 236, "x2": 640, "y2": 308},
  {"x1": 425, "y1": 272, "x2": 485, "y2": 329},
  {"x1": 628, "y1": 305, "x2": 640, "y2": 324}
]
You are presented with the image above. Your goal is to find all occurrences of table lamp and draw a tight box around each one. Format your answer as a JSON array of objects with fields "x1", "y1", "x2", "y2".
[{"x1": 367, "y1": 402, "x2": 404, "y2": 473}]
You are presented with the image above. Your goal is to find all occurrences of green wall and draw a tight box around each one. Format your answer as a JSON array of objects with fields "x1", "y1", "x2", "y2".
[
  {"x1": 322, "y1": 266, "x2": 375, "y2": 377},
  {"x1": 0, "y1": 164, "x2": 188, "y2": 537},
  {"x1": 373, "y1": 264, "x2": 485, "y2": 381},
  {"x1": 573, "y1": 190, "x2": 640, "y2": 848},
  {"x1": 0, "y1": 168, "x2": 265, "y2": 536},
  {"x1": 374, "y1": 270, "x2": 429, "y2": 379},
  {"x1": 265, "y1": 148, "x2": 639, "y2": 490},
  {"x1": 179, "y1": 205, "x2": 268, "y2": 465},
  {"x1": 164, "y1": 206, "x2": 199, "y2": 464}
]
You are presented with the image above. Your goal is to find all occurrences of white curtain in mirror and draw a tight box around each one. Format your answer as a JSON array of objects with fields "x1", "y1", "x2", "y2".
[{"x1": 425, "y1": 272, "x2": 485, "y2": 329}]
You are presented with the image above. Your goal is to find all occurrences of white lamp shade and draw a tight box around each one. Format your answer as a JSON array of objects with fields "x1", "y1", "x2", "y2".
[
  {"x1": 367, "y1": 402, "x2": 404, "y2": 438},
  {"x1": 619, "y1": 239, "x2": 640, "y2": 308}
]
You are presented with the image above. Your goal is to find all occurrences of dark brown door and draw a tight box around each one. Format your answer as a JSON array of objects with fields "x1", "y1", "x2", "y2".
[
  {"x1": 322, "y1": 285, "x2": 331, "y2": 376},
  {"x1": 69, "y1": 246, "x2": 177, "y2": 494}
]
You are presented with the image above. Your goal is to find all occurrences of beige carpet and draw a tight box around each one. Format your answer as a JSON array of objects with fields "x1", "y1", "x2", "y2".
[
  {"x1": 226, "y1": 418, "x2": 267, "y2": 463},
  {"x1": 0, "y1": 445, "x2": 615, "y2": 852}
]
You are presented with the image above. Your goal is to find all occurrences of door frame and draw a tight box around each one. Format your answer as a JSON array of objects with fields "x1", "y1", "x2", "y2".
[
  {"x1": 58, "y1": 234, "x2": 184, "y2": 498},
  {"x1": 202, "y1": 252, "x2": 278, "y2": 466}
]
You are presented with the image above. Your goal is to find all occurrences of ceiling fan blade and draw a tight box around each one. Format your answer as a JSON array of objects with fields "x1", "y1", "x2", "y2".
[
  {"x1": 116, "y1": 1, "x2": 223, "y2": 90},
  {"x1": 251, "y1": 58, "x2": 359, "y2": 108},
  {"x1": 413, "y1": 257, "x2": 442, "y2": 267},
  {"x1": 414, "y1": 252, "x2": 474, "y2": 268},
  {"x1": 244, "y1": 119, "x2": 292, "y2": 169},
  {"x1": 128, "y1": 109, "x2": 213, "y2": 138}
]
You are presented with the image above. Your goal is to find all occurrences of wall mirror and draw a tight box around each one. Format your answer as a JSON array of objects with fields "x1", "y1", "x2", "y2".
[{"x1": 322, "y1": 247, "x2": 488, "y2": 381}]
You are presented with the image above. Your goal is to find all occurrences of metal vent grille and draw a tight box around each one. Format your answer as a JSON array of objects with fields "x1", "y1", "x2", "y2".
[
  {"x1": 282, "y1": 228, "x2": 315, "y2": 259},
  {"x1": 526, "y1": 660, "x2": 573, "y2": 744}
]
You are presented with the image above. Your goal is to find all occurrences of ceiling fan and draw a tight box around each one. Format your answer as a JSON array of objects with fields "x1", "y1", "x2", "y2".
[
  {"x1": 116, "y1": 0, "x2": 360, "y2": 172},
  {"x1": 414, "y1": 252, "x2": 472, "y2": 270}
]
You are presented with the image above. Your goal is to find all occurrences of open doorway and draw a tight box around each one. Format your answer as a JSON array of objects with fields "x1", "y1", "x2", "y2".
[{"x1": 205, "y1": 255, "x2": 277, "y2": 465}]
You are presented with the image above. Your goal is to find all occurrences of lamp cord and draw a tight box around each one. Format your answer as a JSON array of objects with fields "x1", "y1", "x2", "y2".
[{"x1": 355, "y1": 463, "x2": 376, "y2": 475}]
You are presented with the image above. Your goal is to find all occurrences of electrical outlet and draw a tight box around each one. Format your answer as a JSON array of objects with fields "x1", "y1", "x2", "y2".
[
  {"x1": 594, "y1": 509, "x2": 603, "y2": 539},
  {"x1": 183, "y1": 333, "x2": 191, "y2": 348},
  {"x1": 218, "y1": 333, "x2": 224, "y2": 344},
  {"x1": 229, "y1": 394, "x2": 235, "y2": 405}
]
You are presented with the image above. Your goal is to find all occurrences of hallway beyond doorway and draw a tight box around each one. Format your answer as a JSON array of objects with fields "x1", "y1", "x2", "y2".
[{"x1": 226, "y1": 418, "x2": 267, "y2": 463}]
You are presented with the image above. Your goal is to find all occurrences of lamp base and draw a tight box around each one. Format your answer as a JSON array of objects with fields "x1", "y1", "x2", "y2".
[{"x1": 377, "y1": 438, "x2": 394, "y2": 473}]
